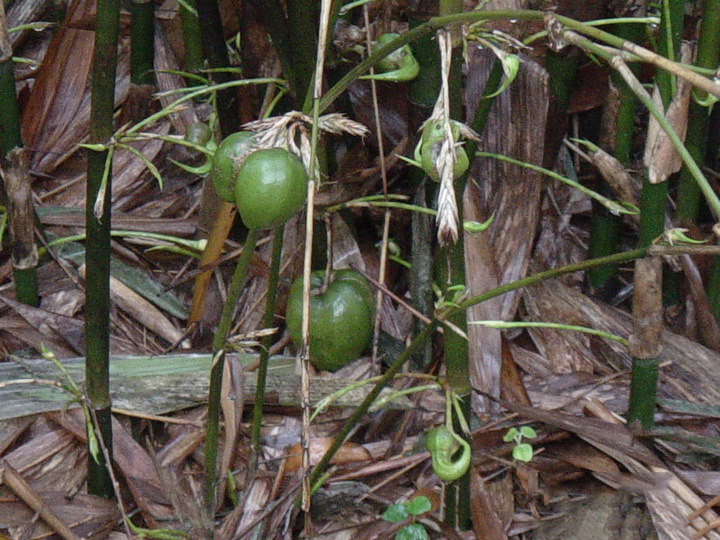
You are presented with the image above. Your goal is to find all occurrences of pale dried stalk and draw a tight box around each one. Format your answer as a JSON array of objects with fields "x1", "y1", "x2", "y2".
[
  {"x1": 433, "y1": 30, "x2": 460, "y2": 246},
  {"x1": 361, "y1": 5, "x2": 391, "y2": 363}
]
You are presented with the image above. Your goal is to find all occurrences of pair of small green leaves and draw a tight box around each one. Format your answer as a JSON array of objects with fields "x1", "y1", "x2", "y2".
[
  {"x1": 382, "y1": 496, "x2": 432, "y2": 540},
  {"x1": 503, "y1": 425, "x2": 537, "y2": 463}
]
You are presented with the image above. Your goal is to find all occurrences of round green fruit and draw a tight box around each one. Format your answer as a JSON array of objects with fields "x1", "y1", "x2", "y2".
[
  {"x1": 210, "y1": 131, "x2": 256, "y2": 203},
  {"x1": 285, "y1": 269, "x2": 375, "y2": 372},
  {"x1": 234, "y1": 148, "x2": 308, "y2": 229}
]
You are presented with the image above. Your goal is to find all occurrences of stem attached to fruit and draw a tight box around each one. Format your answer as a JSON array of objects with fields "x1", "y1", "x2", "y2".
[{"x1": 204, "y1": 228, "x2": 260, "y2": 514}]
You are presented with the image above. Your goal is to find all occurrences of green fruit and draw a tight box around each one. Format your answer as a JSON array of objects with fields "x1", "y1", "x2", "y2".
[
  {"x1": 184, "y1": 122, "x2": 213, "y2": 146},
  {"x1": 285, "y1": 269, "x2": 375, "y2": 372},
  {"x1": 210, "y1": 131, "x2": 255, "y2": 203},
  {"x1": 420, "y1": 120, "x2": 460, "y2": 146},
  {"x1": 419, "y1": 139, "x2": 469, "y2": 182},
  {"x1": 234, "y1": 148, "x2": 308, "y2": 229}
]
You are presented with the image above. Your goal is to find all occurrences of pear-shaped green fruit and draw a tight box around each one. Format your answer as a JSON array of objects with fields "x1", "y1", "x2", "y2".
[
  {"x1": 420, "y1": 139, "x2": 469, "y2": 182},
  {"x1": 286, "y1": 269, "x2": 375, "y2": 372}
]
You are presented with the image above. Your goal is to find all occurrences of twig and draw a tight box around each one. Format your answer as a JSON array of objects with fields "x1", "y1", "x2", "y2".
[{"x1": 1, "y1": 463, "x2": 82, "y2": 540}]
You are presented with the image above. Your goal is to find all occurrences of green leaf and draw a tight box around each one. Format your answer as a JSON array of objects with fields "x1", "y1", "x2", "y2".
[
  {"x1": 519, "y1": 426, "x2": 537, "y2": 439},
  {"x1": 404, "y1": 496, "x2": 431, "y2": 516},
  {"x1": 382, "y1": 502, "x2": 409, "y2": 523},
  {"x1": 502, "y1": 427, "x2": 518, "y2": 442},
  {"x1": 484, "y1": 53, "x2": 519, "y2": 99},
  {"x1": 513, "y1": 443, "x2": 534, "y2": 462},
  {"x1": 396, "y1": 523, "x2": 429, "y2": 540},
  {"x1": 169, "y1": 157, "x2": 212, "y2": 176}
]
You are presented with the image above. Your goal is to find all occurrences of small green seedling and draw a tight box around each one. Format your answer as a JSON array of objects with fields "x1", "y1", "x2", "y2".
[
  {"x1": 503, "y1": 425, "x2": 537, "y2": 463},
  {"x1": 381, "y1": 495, "x2": 432, "y2": 540}
]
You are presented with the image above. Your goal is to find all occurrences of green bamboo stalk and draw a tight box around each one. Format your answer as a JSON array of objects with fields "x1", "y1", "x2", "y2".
[
  {"x1": 129, "y1": 0, "x2": 154, "y2": 87},
  {"x1": 307, "y1": 246, "x2": 649, "y2": 489},
  {"x1": 260, "y1": 0, "x2": 299, "y2": 101},
  {"x1": 442, "y1": 32, "x2": 471, "y2": 540},
  {"x1": 85, "y1": 0, "x2": 121, "y2": 499},
  {"x1": 627, "y1": 0, "x2": 683, "y2": 431},
  {"x1": 204, "y1": 228, "x2": 260, "y2": 513},
  {"x1": 0, "y1": 2, "x2": 38, "y2": 307},
  {"x1": 408, "y1": 15, "x2": 441, "y2": 109},
  {"x1": 287, "y1": 0, "x2": 318, "y2": 103},
  {"x1": 407, "y1": 10, "x2": 442, "y2": 371},
  {"x1": 690, "y1": 0, "x2": 720, "y2": 320},
  {"x1": 194, "y1": 0, "x2": 239, "y2": 138},
  {"x1": 179, "y1": 0, "x2": 203, "y2": 75},
  {"x1": 250, "y1": 226, "x2": 283, "y2": 466},
  {"x1": 675, "y1": 0, "x2": 720, "y2": 223},
  {"x1": 587, "y1": 17, "x2": 643, "y2": 293},
  {"x1": 0, "y1": 2, "x2": 19, "y2": 156}
]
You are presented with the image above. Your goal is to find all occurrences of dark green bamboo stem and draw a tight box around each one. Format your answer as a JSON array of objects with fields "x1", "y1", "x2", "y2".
[
  {"x1": 627, "y1": 0, "x2": 683, "y2": 431},
  {"x1": 251, "y1": 226, "x2": 283, "y2": 466},
  {"x1": 439, "y1": 0, "x2": 469, "y2": 527},
  {"x1": 286, "y1": 0, "x2": 317, "y2": 103},
  {"x1": 195, "y1": 0, "x2": 239, "y2": 137},
  {"x1": 675, "y1": 0, "x2": 720, "y2": 223},
  {"x1": 260, "y1": 0, "x2": 298, "y2": 100},
  {"x1": 204, "y1": 228, "x2": 260, "y2": 513},
  {"x1": 129, "y1": 0, "x2": 154, "y2": 86},
  {"x1": 690, "y1": 0, "x2": 720, "y2": 320},
  {"x1": 1, "y1": 3, "x2": 38, "y2": 307},
  {"x1": 407, "y1": 10, "x2": 442, "y2": 371},
  {"x1": 628, "y1": 356, "x2": 660, "y2": 429},
  {"x1": 86, "y1": 0, "x2": 120, "y2": 499},
  {"x1": 179, "y1": 0, "x2": 203, "y2": 74},
  {"x1": 408, "y1": 15, "x2": 441, "y2": 109},
  {"x1": 587, "y1": 18, "x2": 642, "y2": 292},
  {"x1": 308, "y1": 246, "x2": 649, "y2": 489},
  {"x1": 0, "y1": 3, "x2": 19, "y2": 155}
]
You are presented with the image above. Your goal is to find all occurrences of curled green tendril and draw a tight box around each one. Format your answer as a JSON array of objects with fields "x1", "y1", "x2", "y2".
[
  {"x1": 425, "y1": 425, "x2": 471, "y2": 482},
  {"x1": 359, "y1": 33, "x2": 420, "y2": 82}
]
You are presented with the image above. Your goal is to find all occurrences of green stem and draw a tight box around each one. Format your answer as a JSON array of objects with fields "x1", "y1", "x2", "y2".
[
  {"x1": 627, "y1": 357, "x2": 660, "y2": 429},
  {"x1": 627, "y1": 0, "x2": 683, "y2": 431},
  {"x1": 260, "y1": 0, "x2": 298, "y2": 102},
  {"x1": 194, "y1": 0, "x2": 239, "y2": 137},
  {"x1": 179, "y1": 0, "x2": 203, "y2": 75},
  {"x1": 286, "y1": 0, "x2": 317, "y2": 103},
  {"x1": 471, "y1": 320, "x2": 629, "y2": 346},
  {"x1": 675, "y1": 0, "x2": 720, "y2": 223},
  {"x1": 86, "y1": 0, "x2": 121, "y2": 499},
  {"x1": 0, "y1": 4, "x2": 38, "y2": 307},
  {"x1": 204, "y1": 228, "x2": 260, "y2": 513},
  {"x1": 129, "y1": 0, "x2": 154, "y2": 86},
  {"x1": 251, "y1": 226, "x2": 283, "y2": 466},
  {"x1": 587, "y1": 17, "x2": 642, "y2": 292},
  {"x1": 440, "y1": 1, "x2": 469, "y2": 526}
]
